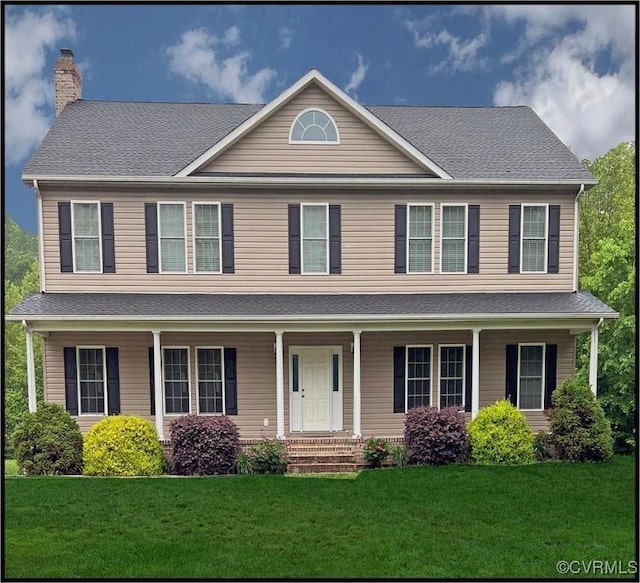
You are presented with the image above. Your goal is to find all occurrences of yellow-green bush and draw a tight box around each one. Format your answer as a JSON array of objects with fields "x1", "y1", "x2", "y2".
[
  {"x1": 468, "y1": 399, "x2": 535, "y2": 465},
  {"x1": 83, "y1": 415, "x2": 164, "y2": 476}
]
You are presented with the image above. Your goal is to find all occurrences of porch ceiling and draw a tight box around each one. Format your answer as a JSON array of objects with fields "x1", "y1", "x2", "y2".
[{"x1": 8, "y1": 291, "x2": 616, "y2": 331}]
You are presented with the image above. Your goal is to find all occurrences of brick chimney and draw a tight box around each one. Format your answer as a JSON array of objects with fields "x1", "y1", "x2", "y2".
[{"x1": 54, "y1": 48, "x2": 82, "y2": 116}]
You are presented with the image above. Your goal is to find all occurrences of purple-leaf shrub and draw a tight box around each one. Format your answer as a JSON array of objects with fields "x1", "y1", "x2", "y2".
[
  {"x1": 404, "y1": 406, "x2": 470, "y2": 465},
  {"x1": 170, "y1": 414, "x2": 240, "y2": 475}
]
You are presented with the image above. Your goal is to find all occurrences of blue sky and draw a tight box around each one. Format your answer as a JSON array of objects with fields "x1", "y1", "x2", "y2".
[{"x1": 4, "y1": 3, "x2": 636, "y2": 233}]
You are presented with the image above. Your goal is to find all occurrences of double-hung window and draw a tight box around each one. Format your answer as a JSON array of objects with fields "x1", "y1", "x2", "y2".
[
  {"x1": 406, "y1": 346, "x2": 432, "y2": 410},
  {"x1": 163, "y1": 347, "x2": 190, "y2": 414},
  {"x1": 521, "y1": 205, "x2": 547, "y2": 273},
  {"x1": 77, "y1": 347, "x2": 106, "y2": 414},
  {"x1": 441, "y1": 205, "x2": 467, "y2": 273},
  {"x1": 158, "y1": 203, "x2": 186, "y2": 272},
  {"x1": 301, "y1": 203, "x2": 328, "y2": 274},
  {"x1": 72, "y1": 202, "x2": 102, "y2": 272},
  {"x1": 439, "y1": 346, "x2": 465, "y2": 408},
  {"x1": 197, "y1": 348, "x2": 224, "y2": 414},
  {"x1": 518, "y1": 344, "x2": 545, "y2": 409},
  {"x1": 407, "y1": 204, "x2": 433, "y2": 273},
  {"x1": 193, "y1": 203, "x2": 221, "y2": 273}
]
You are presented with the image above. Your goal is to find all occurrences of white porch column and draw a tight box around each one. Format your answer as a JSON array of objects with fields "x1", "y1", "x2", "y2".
[
  {"x1": 275, "y1": 331, "x2": 285, "y2": 439},
  {"x1": 589, "y1": 320, "x2": 601, "y2": 396},
  {"x1": 471, "y1": 328, "x2": 481, "y2": 419},
  {"x1": 152, "y1": 330, "x2": 164, "y2": 440},
  {"x1": 23, "y1": 323, "x2": 37, "y2": 413},
  {"x1": 352, "y1": 330, "x2": 361, "y2": 438}
]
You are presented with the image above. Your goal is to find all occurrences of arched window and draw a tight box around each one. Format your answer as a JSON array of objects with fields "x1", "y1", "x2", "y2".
[{"x1": 289, "y1": 108, "x2": 340, "y2": 144}]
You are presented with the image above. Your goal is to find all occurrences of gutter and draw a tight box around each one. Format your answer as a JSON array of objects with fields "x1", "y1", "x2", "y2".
[
  {"x1": 33, "y1": 179, "x2": 46, "y2": 292},
  {"x1": 573, "y1": 183, "x2": 584, "y2": 291}
]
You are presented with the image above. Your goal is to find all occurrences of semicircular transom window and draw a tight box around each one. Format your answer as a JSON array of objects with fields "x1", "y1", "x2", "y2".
[{"x1": 289, "y1": 109, "x2": 340, "y2": 144}]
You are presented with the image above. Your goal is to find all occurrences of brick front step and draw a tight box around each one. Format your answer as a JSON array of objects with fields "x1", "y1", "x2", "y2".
[{"x1": 288, "y1": 462, "x2": 359, "y2": 474}]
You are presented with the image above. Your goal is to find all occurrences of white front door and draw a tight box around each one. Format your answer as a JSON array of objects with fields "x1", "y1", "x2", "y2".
[{"x1": 301, "y1": 347, "x2": 332, "y2": 431}]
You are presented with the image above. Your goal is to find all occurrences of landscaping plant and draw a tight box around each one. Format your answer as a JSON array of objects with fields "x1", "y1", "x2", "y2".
[
  {"x1": 170, "y1": 414, "x2": 240, "y2": 475},
  {"x1": 245, "y1": 438, "x2": 289, "y2": 474},
  {"x1": 468, "y1": 399, "x2": 535, "y2": 465},
  {"x1": 546, "y1": 378, "x2": 614, "y2": 462},
  {"x1": 12, "y1": 403, "x2": 83, "y2": 475},
  {"x1": 387, "y1": 443, "x2": 409, "y2": 468},
  {"x1": 404, "y1": 406, "x2": 469, "y2": 465},
  {"x1": 361, "y1": 437, "x2": 390, "y2": 467},
  {"x1": 83, "y1": 415, "x2": 164, "y2": 476}
]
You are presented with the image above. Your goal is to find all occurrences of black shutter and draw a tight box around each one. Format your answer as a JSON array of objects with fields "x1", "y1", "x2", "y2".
[
  {"x1": 221, "y1": 203, "x2": 235, "y2": 273},
  {"x1": 464, "y1": 345, "x2": 473, "y2": 412},
  {"x1": 544, "y1": 344, "x2": 558, "y2": 409},
  {"x1": 505, "y1": 344, "x2": 518, "y2": 406},
  {"x1": 329, "y1": 204, "x2": 341, "y2": 274},
  {"x1": 224, "y1": 348, "x2": 238, "y2": 415},
  {"x1": 101, "y1": 202, "x2": 116, "y2": 273},
  {"x1": 145, "y1": 203, "x2": 159, "y2": 273},
  {"x1": 395, "y1": 205, "x2": 407, "y2": 273},
  {"x1": 63, "y1": 347, "x2": 78, "y2": 415},
  {"x1": 106, "y1": 347, "x2": 120, "y2": 415},
  {"x1": 393, "y1": 346, "x2": 405, "y2": 413},
  {"x1": 508, "y1": 205, "x2": 521, "y2": 274},
  {"x1": 547, "y1": 205, "x2": 560, "y2": 274},
  {"x1": 288, "y1": 204, "x2": 301, "y2": 274},
  {"x1": 148, "y1": 347, "x2": 155, "y2": 415},
  {"x1": 58, "y1": 202, "x2": 73, "y2": 272},
  {"x1": 467, "y1": 205, "x2": 480, "y2": 274}
]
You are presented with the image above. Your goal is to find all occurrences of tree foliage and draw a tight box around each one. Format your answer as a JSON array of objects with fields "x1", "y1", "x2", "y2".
[
  {"x1": 4, "y1": 216, "x2": 38, "y2": 284},
  {"x1": 577, "y1": 142, "x2": 636, "y2": 453}
]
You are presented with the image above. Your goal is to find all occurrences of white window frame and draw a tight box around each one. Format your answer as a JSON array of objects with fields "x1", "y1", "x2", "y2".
[
  {"x1": 439, "y1": 204, "x2": 468, "y2": 274},
  {"x1": 520, "y1": 203, "x2": 549, "y2": 274},
  {"x1": 76, "y1": 345, "x2": 107, "y2": 416},
  {"x1": 71, "y1": 200, "x2": 103, "y2": 273},
  {"x1": 158, "y1": 202, "x2": 187, "y2": 274},
  {"x1": 192, "y1": 202, "x2": 222, "y2": 274},
  {"x1": 407, "y1": 203, "x2": 434, "y2": 274},
  {"x1": 195, "y1": 346, "x2": 225, "y2": 415},
  {"x1": 289, "y1": 108, "x2": 340, "y2": 145},
  {"x1": 405, "y1": 344, "x2": 433, "y2": 412},
  {"x1": 301, "y1": 202, "x2": 329, "y2": 275},
  {"x1": 162, "y1": 346, "x2": 191, "y2": 416},
  {"x1": 438, "y1": 344, "x2": 466, "y2": 410},
  {"x1": 517, "y1": 343, "x2": 546, "y2": 411}
]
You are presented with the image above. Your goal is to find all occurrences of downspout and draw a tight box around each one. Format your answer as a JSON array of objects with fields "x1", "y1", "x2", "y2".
[
  {"x1": 33, "y1": 179, "x2": 46, "y2": 292},
  {"x1": 573, "y1": 183, "x2": 584, "y2": 292}
]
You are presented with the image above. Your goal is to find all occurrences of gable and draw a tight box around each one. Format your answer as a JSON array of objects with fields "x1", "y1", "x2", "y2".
[{"x1": 199, "y1": 84, "x2": 429, "y2": 175}]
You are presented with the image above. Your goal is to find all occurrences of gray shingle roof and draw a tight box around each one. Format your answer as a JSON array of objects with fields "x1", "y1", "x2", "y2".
[
  {"x1": 8, "y1": 292, "x2": 616, "y2": 320},
  {"x1": 23, "y1": 100, "x2": 594, "y2": 182}
]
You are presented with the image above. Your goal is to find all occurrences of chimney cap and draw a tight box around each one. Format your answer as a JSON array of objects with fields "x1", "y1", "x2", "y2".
[{"x1": 60, "y1": 48, "x2": 74, "y2": 58}]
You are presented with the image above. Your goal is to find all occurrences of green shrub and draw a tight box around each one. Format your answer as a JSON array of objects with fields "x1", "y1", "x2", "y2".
[
  {"x1": 234, "y1": 451, "x2": 255, "y2": 475},
  {"x1": 12, "y1": 403, "x2": 83, "y2": 475},
  {"x1": 246, "y1": 439, "x2": 289, "y2": 474},
  {"x1": 468, "y1": 400, "x2": 535, "y2": 465},
  {"x1": 83, "y1": 415, "x2": 164, "y2": 476},
  {"x1": 547, "y1": 379, "x2": 614, "y2": 462},
  {"x1": 533, "y1": 431, "x2": 554, "y2": 462},
  {"x1": 361, "y1": 437, "x2": 390, "y2": 468},
  {"x1": 388, "y1": 443, "x2": 409, "y2": 468}
]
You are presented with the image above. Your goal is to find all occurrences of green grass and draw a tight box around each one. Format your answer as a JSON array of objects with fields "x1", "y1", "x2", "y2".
[
  {"x1": 4, "y1": 459, "x2": 19, "y2": 475},
  {"x1": 4, "y1": 457, "x2": 636, "y2": 579}
]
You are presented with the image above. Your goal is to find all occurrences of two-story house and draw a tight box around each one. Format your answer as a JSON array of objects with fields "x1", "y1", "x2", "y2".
[{"x1": 8, "y1": 49, "x2": 617, "y2": 447}]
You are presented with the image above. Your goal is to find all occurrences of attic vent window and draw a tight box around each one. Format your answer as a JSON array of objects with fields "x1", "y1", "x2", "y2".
[{"x1": 289, "y1": 108, "x2": 339, "y2": 144}]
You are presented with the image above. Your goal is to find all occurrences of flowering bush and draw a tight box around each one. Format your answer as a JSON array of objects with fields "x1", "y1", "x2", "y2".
[
  {"x1": 361, "y1": 437, "x2": 390, "y2": 467},
  {"x1": 244, "y1": 438, "x2": 289, "y2": 474},
  {"x1": 170, "y1": 414, "x2": 240, "y2": 475},
  {"x1": 404, "y1": 406, "x2": 469, "y2": 465}
]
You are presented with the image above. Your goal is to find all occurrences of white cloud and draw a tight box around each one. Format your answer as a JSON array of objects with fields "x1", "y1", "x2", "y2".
[
  {"x1": 278, "y1": 26, "x2": 294, "y2": 50},
  {"x1": 405, "y1": 17, "x2": 488, "y2": 73},
  {"x1": 222, "y1": 25, "x2": 240, "y2": 46},
  {"x1": 166, "y1": 28, "x2": 276, "y2": 103},
  {"x1": 4, "y1": 8, "x2": 76, "y2": 165},
  {"x1": 345, "y1": 53, "x2": 368, "y2": 98},
  {"x1": 488, "y1": 5, "x2": 635, "y2": 160}
]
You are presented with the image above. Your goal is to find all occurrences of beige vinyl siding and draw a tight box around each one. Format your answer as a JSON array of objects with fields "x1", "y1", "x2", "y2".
[
  {"x1": 42, "y1": 190, "x2": 576, "y2": 293},
  {"x1": 44, "y1": 329, "x2": 574, "y2": 438},
  {"x1": 202, "y1": 85, "x2": 425, "y2": 174}
]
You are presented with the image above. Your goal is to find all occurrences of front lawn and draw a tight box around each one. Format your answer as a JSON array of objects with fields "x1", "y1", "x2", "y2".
[{"x1": 4, "y1": 456, "x2": 636, "y2": 579}]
